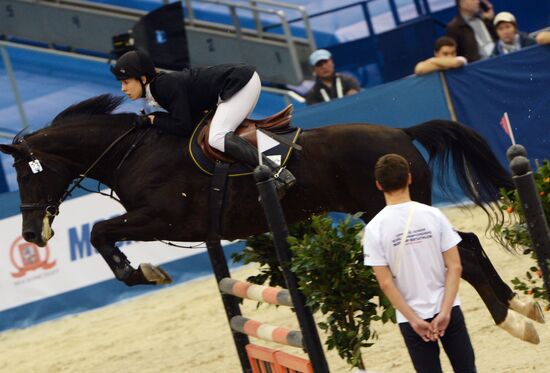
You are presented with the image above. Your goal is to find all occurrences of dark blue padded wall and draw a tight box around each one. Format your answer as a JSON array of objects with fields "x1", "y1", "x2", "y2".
[
  {"x1": 445, "y1": 45, "x2": 550, "y2": 167},
  {"x1": 293, "y1": 72, "x2": 450, "y2": 128}
]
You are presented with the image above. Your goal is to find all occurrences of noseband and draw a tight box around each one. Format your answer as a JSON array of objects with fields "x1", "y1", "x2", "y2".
[{"x1": 15, "y1": 126, "x2": 137, "y2": 217}]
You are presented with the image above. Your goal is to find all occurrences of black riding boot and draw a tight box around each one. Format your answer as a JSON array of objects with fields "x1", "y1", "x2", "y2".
[{"x1": 224, "y1": 132, "x2": 296, "y2": 197}]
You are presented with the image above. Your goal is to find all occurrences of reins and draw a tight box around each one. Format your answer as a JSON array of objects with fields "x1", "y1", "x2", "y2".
[
  {"x1": 77, "y1": 126, "x2": 152, "y2": 203},
  {"x1": 56, "y1": 125, "x2": 138, "y2": 211}
]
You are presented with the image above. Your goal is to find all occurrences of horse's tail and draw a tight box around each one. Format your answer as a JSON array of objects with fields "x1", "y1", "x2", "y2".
[{"x1": 403, "y1": 119, "x2": 513, "y2": 208}]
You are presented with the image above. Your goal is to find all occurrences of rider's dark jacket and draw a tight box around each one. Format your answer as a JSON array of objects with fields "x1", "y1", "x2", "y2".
[{"x1": 149, "y1": 64, "x2": 255, "y2": 136}]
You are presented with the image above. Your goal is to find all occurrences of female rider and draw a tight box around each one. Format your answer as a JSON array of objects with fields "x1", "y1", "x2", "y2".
[{"x1": 111, "y1": 49, "x2": 295, "y2": 195}]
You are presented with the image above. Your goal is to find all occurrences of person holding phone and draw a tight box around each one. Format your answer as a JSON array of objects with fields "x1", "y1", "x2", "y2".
[{"x1": 446, "y1": 0, "x2": 497, "y2": 62}]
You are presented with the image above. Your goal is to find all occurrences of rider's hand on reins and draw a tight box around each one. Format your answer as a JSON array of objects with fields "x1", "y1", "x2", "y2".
[{"x1": 134, "y1": 115, "x2": 152, "y2": 128}]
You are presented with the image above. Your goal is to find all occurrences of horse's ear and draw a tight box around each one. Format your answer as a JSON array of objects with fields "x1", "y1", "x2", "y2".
[{"x1": 0, "y1": 144, "x2": 21, "y2": 156}]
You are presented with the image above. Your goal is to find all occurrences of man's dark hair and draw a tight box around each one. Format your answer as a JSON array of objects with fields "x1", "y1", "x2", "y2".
[
  {"x1": 375, "y1": 154, "x2": 410, "y2": 192},
  {"x1": 434, "y1": 36, "x2": 457, "y2": 52}
]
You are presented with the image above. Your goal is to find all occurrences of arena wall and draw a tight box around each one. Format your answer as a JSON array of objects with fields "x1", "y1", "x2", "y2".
[{"x1": 0, "y1": 188, "x2": 244, "y2": 332}]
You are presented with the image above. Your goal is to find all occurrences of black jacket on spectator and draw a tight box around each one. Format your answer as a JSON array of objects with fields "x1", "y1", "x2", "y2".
[
  {"x1": 305, "y1": 73, "x2": 360, "y2": 105},
  {"x1": 446, "y1": 13, "x2": 497, "y2": 62},
  {"x1": 149, "y1": 64, "x2": 255, "y2": 136}
]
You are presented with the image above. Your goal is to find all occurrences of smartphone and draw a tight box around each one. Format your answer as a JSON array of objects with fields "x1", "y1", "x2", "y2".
[{"x1": 479, "y1": 1, "x2": 490, "y2": 12}]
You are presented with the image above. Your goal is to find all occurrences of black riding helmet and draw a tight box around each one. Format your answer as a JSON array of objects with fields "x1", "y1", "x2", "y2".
[{"x1": 111, "y1": 50, "x2": 157, "y2": 83}]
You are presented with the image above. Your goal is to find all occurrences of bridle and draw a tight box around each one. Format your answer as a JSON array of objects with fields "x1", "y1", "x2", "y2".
[{"x1": 16, "y1": 126, "x2": 137, "y2": 217}]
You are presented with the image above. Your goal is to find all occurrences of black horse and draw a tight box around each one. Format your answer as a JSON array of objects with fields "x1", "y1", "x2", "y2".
[{"x1": 0, "y1": 95, "x2": 543, "y2": 343}]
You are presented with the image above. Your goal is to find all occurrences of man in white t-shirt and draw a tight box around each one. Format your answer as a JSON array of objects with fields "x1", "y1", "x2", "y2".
[{"x1": 363, "y1": 154, "x2": 476, "y2": 373}]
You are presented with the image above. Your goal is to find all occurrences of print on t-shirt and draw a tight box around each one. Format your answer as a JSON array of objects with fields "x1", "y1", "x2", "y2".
[{"x1": 392, "y1": 228, "x2": 433, "y2": 247}]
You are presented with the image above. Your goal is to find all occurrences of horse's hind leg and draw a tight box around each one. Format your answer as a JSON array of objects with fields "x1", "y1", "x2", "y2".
[
  {"x1": 458, "y1": 231, "x2": 540, "y2": 344},
  {"x1": 458, "y1": 231, "x2": 545, "y2": 323},
  {"x1": 90, "y1": 210, "x2": 173, "y2": 286}
]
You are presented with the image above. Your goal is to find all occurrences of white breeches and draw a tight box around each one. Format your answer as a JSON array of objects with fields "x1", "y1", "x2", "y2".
[{"x1": 208, "y1": 71, "x2": 261, "y2": 152}]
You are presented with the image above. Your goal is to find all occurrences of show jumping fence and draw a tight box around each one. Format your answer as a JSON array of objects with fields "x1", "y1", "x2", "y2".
[
  {"x1": 222, "y1": 279, "x2": 315, "y2": 372},
  {"x1": 205, "y1": 164, "x2": 329, "y2": 373},
  {"x1": 219, "y1": 278, "x2": 293, "y2": 307},
  {"x1": 246, "y1": 344, "x2": 313, "y2": 373},
  {"x1": 507, "y1": 144, "x2": 550, "y2": 300}
]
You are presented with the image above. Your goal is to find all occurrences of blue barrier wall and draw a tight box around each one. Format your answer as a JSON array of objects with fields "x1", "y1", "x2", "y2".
[
  {"x1": 291, "y1": 47, "x2": 549, "y2": 204},
  {"x1": 293, "y1": 72, "x2": 451, "y2": 127},
  {"x1": 446, "y1": 45, "x2": 550, "y2": 166},
  {"x1": 294, "y1": 45, "x2": 550, "y2": 166}
]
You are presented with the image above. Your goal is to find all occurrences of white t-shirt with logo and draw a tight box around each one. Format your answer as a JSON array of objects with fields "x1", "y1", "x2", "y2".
[{"x1": 363, "y1": 201, "x2": 461, "y2": 323}]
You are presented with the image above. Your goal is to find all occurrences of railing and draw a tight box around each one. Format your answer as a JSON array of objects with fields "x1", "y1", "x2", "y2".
[
  {"x1": 0, "y1": 40, "x2": 109, "y2": 134},
  {"x1": 184, "y1": 0, "x2": 316, "y2": 49},
  {"x1": 30, "y1": 0, "x2": 144, "y2": 17},
  {"x1": 1, "y1": 44, "x2": 29, "y2": 133},
  {"x1": 265, "y1": 0, "x2": 433, "y2": 37},
  {"x1": 0, "y1": 39, "x2": 305, "y2": 134}
]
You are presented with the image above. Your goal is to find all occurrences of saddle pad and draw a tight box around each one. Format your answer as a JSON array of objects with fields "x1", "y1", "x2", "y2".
[{"x1": 189, "y1": 121, "x2": 301, "y2": 177}]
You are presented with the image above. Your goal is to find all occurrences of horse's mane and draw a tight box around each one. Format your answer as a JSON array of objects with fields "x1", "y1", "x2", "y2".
[
  {"x1": 50, "y1": 94, "x2": 126, "y2": 126},
  {"x1": 12, "y1": 95, "x2": 128, "y2": 143}
]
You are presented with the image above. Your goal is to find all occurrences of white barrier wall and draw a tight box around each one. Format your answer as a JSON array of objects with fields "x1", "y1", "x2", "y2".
[{"x1": 0, "y1": 191, "x2": 213, "y2": 323}]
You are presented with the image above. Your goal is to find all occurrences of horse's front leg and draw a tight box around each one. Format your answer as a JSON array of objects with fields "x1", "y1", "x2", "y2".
[
  {"x1": 90, "y1": 209, "x2": 173, "y2": 286},
  {"x1": 457, "y1": 231, "x2": 541, "y2": 344}
]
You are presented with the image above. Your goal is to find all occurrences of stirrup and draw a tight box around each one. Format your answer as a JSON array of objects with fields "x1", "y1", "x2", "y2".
[
  {"x1": 273, "y1": 166, "x2": 296, "y2": 188},
  {"x1": 272, "y1": 167, "x2": 296, "y2": 199}
]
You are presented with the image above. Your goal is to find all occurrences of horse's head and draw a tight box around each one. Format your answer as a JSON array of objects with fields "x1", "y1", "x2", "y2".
[
  {"x1": 0, "y1": 94, "x2": 128, "y2": 246},
  {"x1": 0, "y1": 140, "x2": 74, "y2": 247}
]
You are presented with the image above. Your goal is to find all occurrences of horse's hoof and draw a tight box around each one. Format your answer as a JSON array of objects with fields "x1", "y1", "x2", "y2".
[
  {"x1": 509, "y1": 294, "x2": 546, "y2": 324},
  {"x1": 139, "y1": 263, "x2": 173, "y2": 285},
  {"x1": 498, "y1": 309, "x2": 540, "y2": 344}
]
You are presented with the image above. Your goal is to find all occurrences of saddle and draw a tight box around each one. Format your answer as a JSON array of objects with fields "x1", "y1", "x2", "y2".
[{"x1": 197, "y1": 104, "x2": 293, "y2": 163}]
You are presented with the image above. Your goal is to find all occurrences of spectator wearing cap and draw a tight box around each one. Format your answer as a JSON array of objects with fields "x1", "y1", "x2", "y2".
[
  {"x1": 305, "y1": 49, "x2": 361, "y2": 106},
  {"x1": 446, "y1": 0, "x2": 497, "y2": 62},
  {"x1": 415, "y1": 36, "x2": 468, "y2": 76},
  {"x1": 492, "y1": 11, "x2": 550, "y2": 56}
]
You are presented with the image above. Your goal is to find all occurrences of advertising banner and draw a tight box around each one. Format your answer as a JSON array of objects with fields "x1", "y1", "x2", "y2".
[{"x1": 0, "y1": 191, "x2": 230, "y2": 329}]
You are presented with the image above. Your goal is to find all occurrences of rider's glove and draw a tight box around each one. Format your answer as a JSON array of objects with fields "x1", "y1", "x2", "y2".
[{"x1": 134, "y1": 115, "x2": 151, "y2": 128}]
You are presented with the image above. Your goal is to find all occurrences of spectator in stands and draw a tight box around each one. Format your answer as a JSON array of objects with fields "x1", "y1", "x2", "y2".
[
  {"x1": 535, "y1": 31, "x2": 550, "y2": 45},
  {"x1": 446, "y1": 0, "x2": 497, "y2": 62},
  {"x1": 492, "y1": 12, "x2": 550, "y2": 56},
  {"x1": 305, "y1": 49, "x2": 361, "y2": 106},
  {"x1": 414, "y1": 36, "x2": 468, "y2": 76}
]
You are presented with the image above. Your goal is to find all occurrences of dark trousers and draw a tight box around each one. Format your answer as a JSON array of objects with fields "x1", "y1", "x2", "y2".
[{"x1": 399, "y1": 306, "x2": 476, "y2": 373}]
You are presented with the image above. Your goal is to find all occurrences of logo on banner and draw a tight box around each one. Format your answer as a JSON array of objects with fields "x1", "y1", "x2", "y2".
[{"x1": 9, "y1": 237, "x2": 56, "y2": 278}]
